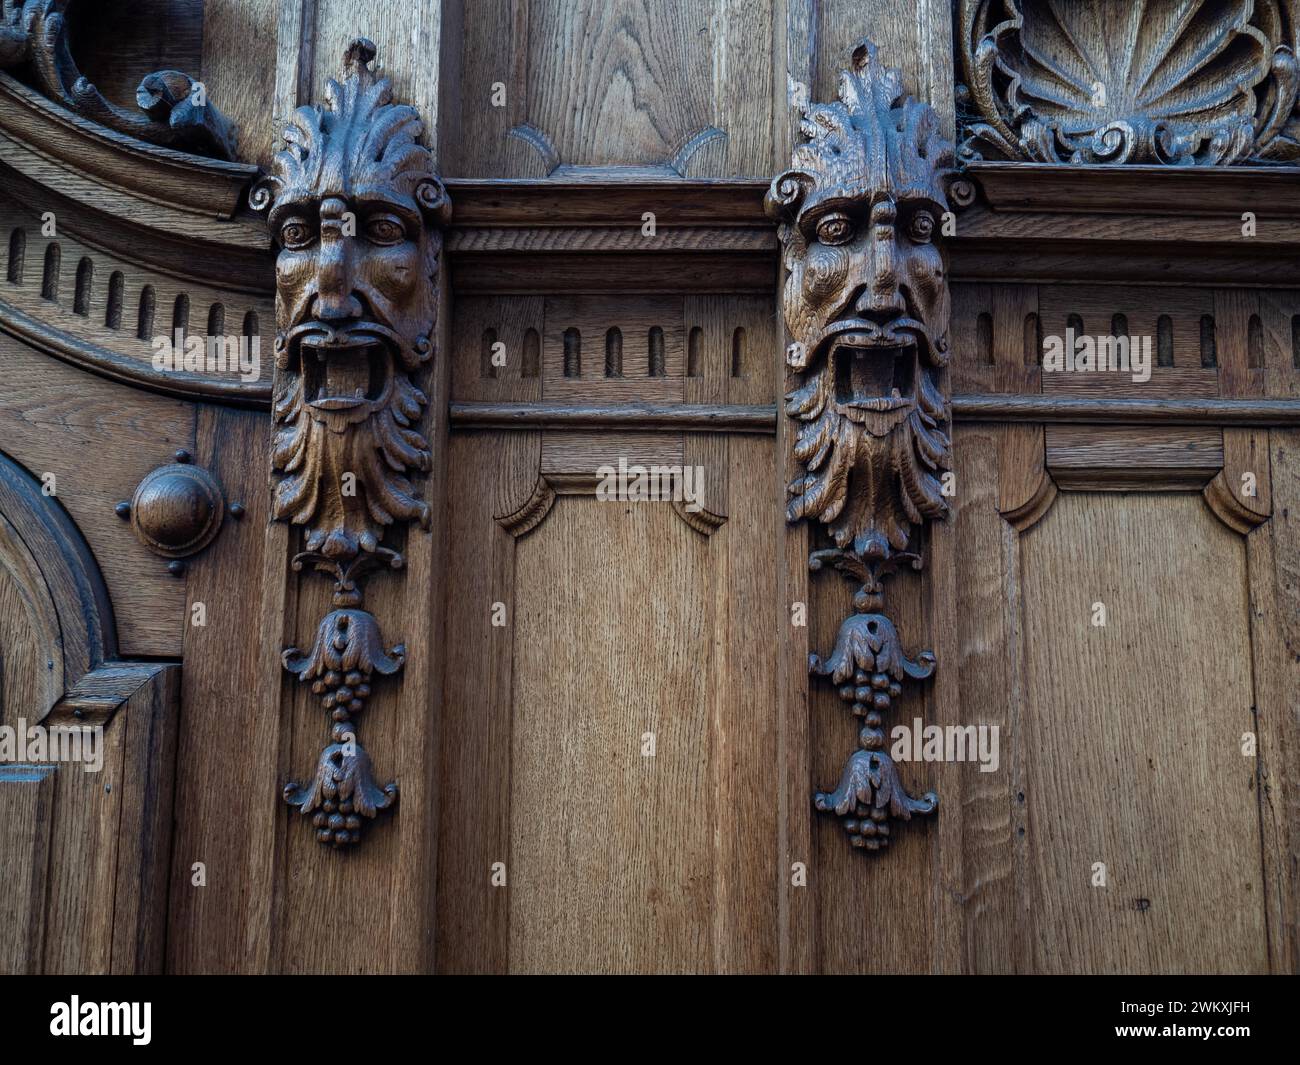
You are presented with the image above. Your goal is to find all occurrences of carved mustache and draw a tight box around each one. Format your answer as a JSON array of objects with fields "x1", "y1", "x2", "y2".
[
  {"x1": 816, "y1": 316, "x2": 931, "y2": 353},
  {"x1": 282, "y1": 320, "x2": 417, "y2": 369}
]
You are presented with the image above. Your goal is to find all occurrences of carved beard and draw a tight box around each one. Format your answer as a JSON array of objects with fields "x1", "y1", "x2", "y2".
[
  {"x1": 271, "y1": 367, "x2": 431, "y2": 559},
  {"x1": 786, "y1": 351, "x2": 950, "y2": 561}
]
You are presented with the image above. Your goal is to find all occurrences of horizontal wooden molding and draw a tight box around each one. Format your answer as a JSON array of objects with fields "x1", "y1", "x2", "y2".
[
  {"x1": 954, "y1": 395, "x2": 1300, "y2": 426},
  {"x1": 441, "y1": 170, "x2": 1300, "y2": 287},
  {"x1": 450, "y1": 401, "x2": 776, "y2": 432},
  {"x1": 0, "y1": 73, "x2": 259, "y2": 223},
  {"x1": 451, "y1": 396, "x2": 1300, "y2": 434},
  {"x1": 447, "y1": 165, "x2": 1300, "y2": 227},
  {"x1": 443, "y1": 178, "x2": 769, "y2": 227},
  {"x1": 0, "y1": 300, "x2": 271, "y2": 407},
  {"x1": 966, "y1": 162, "x2": 1300, "y2": 217},
  {"x1": 446, "y1": 225, "x2": 774, "y2": 254}
]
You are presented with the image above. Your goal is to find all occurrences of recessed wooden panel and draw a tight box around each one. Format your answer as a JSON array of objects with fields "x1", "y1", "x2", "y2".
[
  {"x1": 1020, "y1": 493, "x2": 1266, "y2": 974},
  {"x1": 437, "y1": 432, "x2": 780, "y2": 973},
  {"x1": 0, "y1": 335, "x2": 191, "y2": 657},
  {"x1": 443, "y1": 0, "x2": 776, "y2": 177},
  {"x1": 509, "y1": 497, "x2": 713, "y2": 972},
  {"x1": 0, "y1": 764, "x2": 56, "y2": 974}
]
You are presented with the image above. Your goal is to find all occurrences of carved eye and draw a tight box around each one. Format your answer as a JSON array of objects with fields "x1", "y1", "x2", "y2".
[
  {"x1": 907, "y1": 209, "x2": 936, "y2": 243},
  {"x1": 365, "y1": 215, "x2": 406, "y2": 245},
  {"x1": 815, "y1": 213, "x2": 854, "y2": 246},
  {"x1": 279, "y1": 218, "x2": 314, "y2": 249}
]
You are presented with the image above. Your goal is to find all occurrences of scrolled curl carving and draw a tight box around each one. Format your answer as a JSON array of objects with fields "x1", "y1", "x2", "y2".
[
  {"x1": 769, "y1": 40, "x2": 952, "y2": 856},
  {"x1": 0, "y1": 0, "x2": 237, "y2": 158}
]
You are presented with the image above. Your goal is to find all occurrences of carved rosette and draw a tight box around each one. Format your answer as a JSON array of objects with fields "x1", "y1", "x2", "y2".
[
  {"x1": 957, "y1": 0, "x2": 1300, "y2": 166},
  {"x1": 767, "y1": 40, "x2": 955, "y2": 855},
  {"x1": 255, "y1": 38, "x2": 450, "y2": 849},
  {"x1": 0, "y1": 0, "x2": 237, "y2": 157}
]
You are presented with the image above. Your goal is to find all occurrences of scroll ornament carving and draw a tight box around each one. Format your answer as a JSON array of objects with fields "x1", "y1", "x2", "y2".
[
  {"x1": 957, "y1": 0, "x2": 1300, "y2": 166},
  {"x1": 0, "y1": 0, "x2": 237, "y2": 158},
  {"x1": 767, "y1": 40, "x2": 957, "y2": 853},
  {"x1": 254, "y1": 38, "x2": 450, "y2": 848}
]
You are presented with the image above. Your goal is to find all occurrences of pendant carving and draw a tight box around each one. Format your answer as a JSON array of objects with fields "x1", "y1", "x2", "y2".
[
  {"x1": 808, "y1": 552, "x2": 937, "y2": 851},
  {"x1": 281, "y1": 553, "x2": 402, "y2": 847},
  {"x1": 254, "y1": 38, "x2": 449, "y2": 848},
  {"x1": 768, "y1": 40, "x2": 958, "y2": 854}
]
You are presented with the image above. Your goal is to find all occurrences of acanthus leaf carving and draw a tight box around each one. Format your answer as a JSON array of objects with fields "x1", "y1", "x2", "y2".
[
  {"x1": 768, "y1": 40, "x2": 954, "y2": 855},
  {"x1": 957, "y1": 0, "x2": 1300, "y2": 166},
  {"x1": 258, "y1": 38, "x2": 450, "y2": 849},
  {"x1": 0, "y1": 0, "x2": 238, "y2": 158}
]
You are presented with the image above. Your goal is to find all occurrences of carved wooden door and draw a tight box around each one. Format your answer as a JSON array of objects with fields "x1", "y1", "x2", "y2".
[{"x1": 0, "y1": 1, "x2": 1296, "y2": 976}]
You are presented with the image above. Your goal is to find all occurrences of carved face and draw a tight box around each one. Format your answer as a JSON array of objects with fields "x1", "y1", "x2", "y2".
[
  {"x1": 768, "y1": 41, "x2": 954, "y2": 561},
  {"x1": 271, "y1": 190, "x2": 432, "y2": 429},
  {"x1": 257, "y1": 40, "x2": 450, "y2": 560},
  {"x1": 778, "y1": 183, "x2": 948, "y2": 439}
]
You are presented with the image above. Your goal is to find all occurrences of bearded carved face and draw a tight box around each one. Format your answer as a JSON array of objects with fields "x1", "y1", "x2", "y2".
[
  {"x1": 257, "y1": 39, "x2": 450, "y2": 560},
  {"x1": 767, "y1": 41, "x2": 955, "y2": 562}
]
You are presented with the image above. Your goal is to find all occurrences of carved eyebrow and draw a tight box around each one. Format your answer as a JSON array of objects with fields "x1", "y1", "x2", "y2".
[
  {"x1": 797, "y1": 195, "x2": 873, "y2": 228},
  {"x1": 351, "y1": 192, "x2": 423, "y2": 232},
  {"x1": 798, "y1": 191, "x2": 944, "y2": 235},
  {"x1": 267, "y1": 195, "x2": 318, "y2": 230},
  {"x1": 893, "y1": 189, "x2": 946, "y2": 216},
  {"x1": 268, "y1": 193, "x2": 423, "y2": 234}
]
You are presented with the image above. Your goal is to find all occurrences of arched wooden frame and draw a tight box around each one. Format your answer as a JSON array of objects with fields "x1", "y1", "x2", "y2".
[{"x1": 0, "y1": 447, "x2": 173, "y2": 724}]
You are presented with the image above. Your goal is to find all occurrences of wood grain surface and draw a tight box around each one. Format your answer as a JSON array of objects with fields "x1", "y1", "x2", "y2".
[
  {"x1": 0, "y1": 0, "x2": 1296, "y2": 977},
  {"x1": 1021, "y1": 494, "x2": 1266, "y2": 973}
]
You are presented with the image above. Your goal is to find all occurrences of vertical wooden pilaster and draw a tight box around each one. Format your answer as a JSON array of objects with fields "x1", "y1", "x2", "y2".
[{"x1": 776, "y1": 0, "x2": 962, "y2": 975}]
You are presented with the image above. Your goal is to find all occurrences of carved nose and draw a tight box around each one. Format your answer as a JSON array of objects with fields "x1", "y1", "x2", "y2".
[
  {"x1": 314, "y1": 290, "x2": 364, "y2": 322},
  {"x1": 854, "y1": 233, "x2": 905, "y2": 323},
  {"x1": 313, "y1": 243, "x2": 364, "y2": 321},
  {"x1": 313, "y1": 196, "x2": 364, "y2": 321},
  {"x1": 853, "y1": 285, "x2": 904, "y2": 323}
]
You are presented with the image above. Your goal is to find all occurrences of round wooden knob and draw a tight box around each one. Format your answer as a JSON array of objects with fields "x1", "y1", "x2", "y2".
[{"x1": 130, "y1": 462, "x2": 225, "y2": 558}]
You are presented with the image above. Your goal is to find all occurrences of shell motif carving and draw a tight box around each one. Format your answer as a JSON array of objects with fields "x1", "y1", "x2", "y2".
[{"x1": 958, "y1": 0, "x2": 1300, "y2": 165}]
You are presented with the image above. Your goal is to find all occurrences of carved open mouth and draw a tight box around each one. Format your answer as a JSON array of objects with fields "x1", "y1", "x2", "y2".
[
  {"x1": 828, "y1": 328, "x2": 917, "y2": 426},
  {"x1": 298, "y1": 331, "x2": 391, "y2": 412}
]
